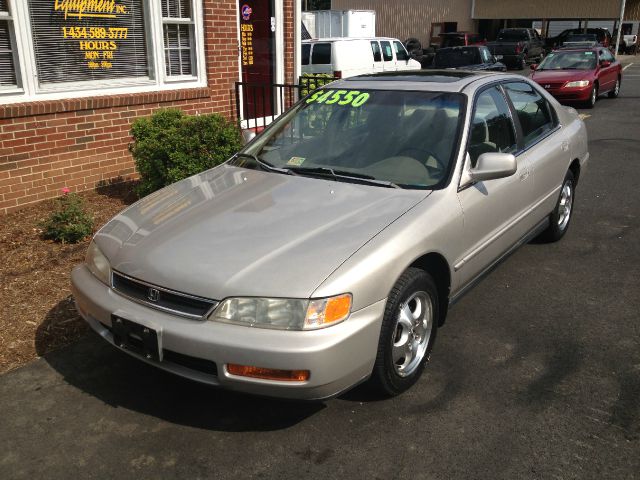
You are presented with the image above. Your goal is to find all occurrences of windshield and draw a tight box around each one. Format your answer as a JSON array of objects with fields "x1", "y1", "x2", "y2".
[
  {"x1": 497, "y1": 30, "x2": 527, "y2": 41},
  {"x1": 434, "y1": 48, "x2": 480, "y2": 67},
  {"x1": 537, "y1": 51, "x2": 597, "y2": 70},
  {"x1": 236, "y1": 89, "x2": 465, "y2": 189}
]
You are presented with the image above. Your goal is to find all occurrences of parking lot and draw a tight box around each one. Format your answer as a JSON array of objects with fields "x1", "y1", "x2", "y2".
[{"x1": 1, "y1": 66, "x2": 639, "y2": 479}]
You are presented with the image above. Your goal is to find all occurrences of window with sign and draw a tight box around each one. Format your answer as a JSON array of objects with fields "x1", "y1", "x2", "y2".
[{"x1": 2, "y1": 0, "x2": 204, "y2": 101}]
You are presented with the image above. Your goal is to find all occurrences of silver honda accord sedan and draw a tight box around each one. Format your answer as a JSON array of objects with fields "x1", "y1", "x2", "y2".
[{"x1": 72, "y1": 71, "x2": 588, "y2": 400}]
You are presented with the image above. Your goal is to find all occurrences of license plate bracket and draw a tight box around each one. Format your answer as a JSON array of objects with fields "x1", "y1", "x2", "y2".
[{"x1": 111, "y1": 316, "x2": 161, "y2": 361}]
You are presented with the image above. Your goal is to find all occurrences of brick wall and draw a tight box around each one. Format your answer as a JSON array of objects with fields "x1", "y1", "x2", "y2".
[{"x1": 0, "y1": 0, "x2": 296, "y2": 215}]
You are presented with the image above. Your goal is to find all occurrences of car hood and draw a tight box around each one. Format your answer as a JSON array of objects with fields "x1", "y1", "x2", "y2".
[
  {"x1": 531, "y1": 69, "x2": 594, "y2": 83},
  {"x1": 95, "y1": 164, "x2": 429, "y2": 300}
]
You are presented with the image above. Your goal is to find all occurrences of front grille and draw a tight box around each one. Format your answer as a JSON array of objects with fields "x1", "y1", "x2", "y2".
[
  {"x1": 112, "y1": 271, "x2": 218, "y2": 319},
  {"x1": 542, "y1": 82, "x2": 565, "y2": 90}
]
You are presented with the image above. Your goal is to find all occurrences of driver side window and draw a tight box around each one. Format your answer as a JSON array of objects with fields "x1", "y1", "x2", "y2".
[{"x1": 468, "y1": 87, "x2": 517, "y2": 167}]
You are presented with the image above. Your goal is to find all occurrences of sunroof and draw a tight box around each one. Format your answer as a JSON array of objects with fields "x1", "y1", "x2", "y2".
[{"x1": 346, "y1": 71, "x2": 478, "y2": 83}]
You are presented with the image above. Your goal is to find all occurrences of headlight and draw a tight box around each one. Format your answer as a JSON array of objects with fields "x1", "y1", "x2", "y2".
[
  {"x1": 209, "y1": 294, "x2": 352, "y2": 330},
  {"x1": 565, "y1": 80, "x2": 590, "y2": 88},
  {"x1": 85, "y1": 241, "x2": 111, "y2": 285}
]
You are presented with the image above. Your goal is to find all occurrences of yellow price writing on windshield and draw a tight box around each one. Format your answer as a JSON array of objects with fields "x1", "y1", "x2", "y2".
[{"x1": 306, "y1": 90, "x2": 370, "y2": 107}]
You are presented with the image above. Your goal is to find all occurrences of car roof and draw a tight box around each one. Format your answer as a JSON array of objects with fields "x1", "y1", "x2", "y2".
[
  {"x1": 302, "y1": 37, "x2": 399, "y2": 43},
  {"x1": 437, "y1": 46, "x2": 483, "y2": 52},
  {"x1": 552, "y1": 46, "x2": 601, "y2": 53},
  {"x1": 328, "y1": 70, "x2": 511, "y2": 93}
]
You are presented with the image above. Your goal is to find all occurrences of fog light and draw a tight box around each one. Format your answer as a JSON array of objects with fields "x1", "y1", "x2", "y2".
[{"x1": 227, "y1": 364, "x2": 310, "y2": 382}]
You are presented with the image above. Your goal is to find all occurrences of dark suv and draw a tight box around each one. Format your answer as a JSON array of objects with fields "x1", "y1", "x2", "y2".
[{"x1": 546, "y1": 28, "x2": 613, "y2": 51}]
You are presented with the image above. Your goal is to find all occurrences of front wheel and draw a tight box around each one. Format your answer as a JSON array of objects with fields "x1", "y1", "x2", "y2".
[
  {"x1": 608, "y1": 77, "x2": 620, "y2": 98},
  {"x1": 370, "y1": 268, "x2": 438, "y2": 396},
  {"x1": 537, "y1": 170, "x2": 575, "y2": 243},
  {"x1": 584, "y1": 84, "x2": 598, "y2": 108}
]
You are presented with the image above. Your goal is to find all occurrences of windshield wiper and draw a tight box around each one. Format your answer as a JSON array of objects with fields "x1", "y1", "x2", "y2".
[
  {"x1": 287, "y1": 166, "x2": 401, "y2": 189},
  {"x1": 233, "y1": 153, "x2": 293, "y2": 175}
]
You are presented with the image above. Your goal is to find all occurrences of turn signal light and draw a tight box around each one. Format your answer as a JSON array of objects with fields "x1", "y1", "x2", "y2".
[{"x1": 227, "y1": 364, "x2": 310, "y2": 382}]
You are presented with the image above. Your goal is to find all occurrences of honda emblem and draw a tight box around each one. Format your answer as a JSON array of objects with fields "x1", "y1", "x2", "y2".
[{"x1": 147, "y1": 288, "x2": 160, "y2": 302}]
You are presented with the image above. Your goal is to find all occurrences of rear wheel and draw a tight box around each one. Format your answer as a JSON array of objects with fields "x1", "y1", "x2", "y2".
[
  {"x1": 608, "y1": 77, "x2": 620, "y2": 98},
  {"x1": 370, "y1": 268, "x2": 438, "y2": 396},
  {"x1": 537, "y1": 170, "x2": 575, "y2": 243}
]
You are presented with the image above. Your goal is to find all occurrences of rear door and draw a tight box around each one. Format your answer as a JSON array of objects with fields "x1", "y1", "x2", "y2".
[
  {"x1": 380, "y1": 40, "x2": 396, "y2": 71},
  {"x1": 503, "y1": 81, "x2": 567, "y2": 220},
  {"x1": 310, "y1": 42, "x2": 333, "y2": 75},
  {"x1": 370, "y1": 40, "x2": 384, "y2": 73}
]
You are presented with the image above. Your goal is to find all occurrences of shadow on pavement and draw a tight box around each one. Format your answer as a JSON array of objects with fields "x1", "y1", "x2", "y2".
[{"x1": 42, "y1": 323, "x2": 325, "y2": 432}]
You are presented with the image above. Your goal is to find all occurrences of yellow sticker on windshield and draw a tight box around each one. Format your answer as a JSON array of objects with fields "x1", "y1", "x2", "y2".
[
  {"x1": 306, "y1": 90, "x2": 370, "y2": 107},
  {"x1": 287, "y1": 156, "x2": 306, "y2": 166}
]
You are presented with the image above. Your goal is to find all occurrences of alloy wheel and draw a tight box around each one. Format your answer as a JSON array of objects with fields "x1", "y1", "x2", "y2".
[
  {"x1": 557, "y1": 181, "x2": 573, "y2": 230},
  {"x1": 392, "y1": 291, "x2": 432, "y2": 377}
]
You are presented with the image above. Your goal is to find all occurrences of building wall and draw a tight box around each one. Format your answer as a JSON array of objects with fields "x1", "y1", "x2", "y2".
[
  {"x1": 331, "y1": 0, "x2": 474, "y2": 48},
  {"x1": 474, "y1": 0, "x2": 621, "y2": 19},
  {"x1": 0, "y1": 0, "x2": 296, "y2": 215}
]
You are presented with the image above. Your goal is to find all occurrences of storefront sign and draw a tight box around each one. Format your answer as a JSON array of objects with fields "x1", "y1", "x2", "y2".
[{"x1": 28, "y1": 0, "x2": 148, "y2": 84}]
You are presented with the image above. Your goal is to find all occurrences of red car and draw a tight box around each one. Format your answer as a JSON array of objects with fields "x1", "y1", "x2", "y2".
[{"x1": 530, "y1": 46, "x2": 622, "y2": 108}]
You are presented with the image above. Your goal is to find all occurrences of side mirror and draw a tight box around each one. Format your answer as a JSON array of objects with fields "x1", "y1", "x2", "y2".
[
  {"x1": 469, "y1": 152, "x2": 517, "y2": 182},
  {"x1": 600, "y1": 60, "x2": 612, "y2": 68},
  {"x1": 530, "y1": 63, "x2": 538, "y2": 70}
]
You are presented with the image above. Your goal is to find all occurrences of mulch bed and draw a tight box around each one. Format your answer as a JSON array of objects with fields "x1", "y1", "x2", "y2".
[{"x1": 0, "y1": 182, "x2": 139, "y2": 374}]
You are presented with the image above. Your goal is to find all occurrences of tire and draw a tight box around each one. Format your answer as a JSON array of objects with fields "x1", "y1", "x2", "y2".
[
  {"x1": 537, "y1": 170, "x2": 575, "y2": 243},
  {"x1": 608, "y1": 77, "x2": 621, "y2": 98},
  {"x1": 584, "y1": 83, "x2": 598, "y2": 108},
  {"x1": 404, "y1": 37, "x2": 422, "y2": 55},
  {"x1": 518, "y1": 55, "x2": 526, "y2": 70},
  {"x1": 370, "y1": 268, "x2": 439, "y2": 396}
]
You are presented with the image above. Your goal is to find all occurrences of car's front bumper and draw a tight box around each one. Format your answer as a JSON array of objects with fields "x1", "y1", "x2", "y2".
[
  {"x1": 71, "y1": 265, "x2": 385, "y2": 400},
  {"x1": 543, "y1": 85, "x2": 592, "y2": 103}
]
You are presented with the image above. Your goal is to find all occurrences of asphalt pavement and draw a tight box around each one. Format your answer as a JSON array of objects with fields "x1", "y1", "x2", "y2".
[{"x1": 1, "y1": 67, "x2": 639, "y2": 480}]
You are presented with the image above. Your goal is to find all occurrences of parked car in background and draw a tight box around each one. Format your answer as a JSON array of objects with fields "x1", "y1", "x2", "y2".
[
  {"x1": 530, "y1": 47, "x2": 622, "y2": 108},
  {"x1": 622, "y1": 34, "x2": 638, "y2": 54},
  {"x1": 546, "y1": 28, "x2": 613, "y2": 51},
  {"x1": 487, "y1": 28, "x2": 545, "y2": 69},
  {"x1": 302, "y1": 37, "x2": 421, "y2": 79},
  {"x1": 431, "y1": 46, "x2": 506, "y2": 71},
  {"x1": 439, "y1": 32, "x2": 486, "y2": 48},
  {"x1": 72, "y1": 71, "x2": 588, "y2": 400},
  {"x1": 559, "y1": 33, "x2": 599, "y2": 49}
]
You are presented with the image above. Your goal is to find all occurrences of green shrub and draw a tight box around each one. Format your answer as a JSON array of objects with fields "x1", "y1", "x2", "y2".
[
  {"x1": 299, "y1": 73, "x2": 336, "y2": 97},
  {"x1": 130, "y1": 109, "x2": 242, "y2": 196},
  {"x1": 40, "y1": 192, "x2": 94, "y2": 244}
]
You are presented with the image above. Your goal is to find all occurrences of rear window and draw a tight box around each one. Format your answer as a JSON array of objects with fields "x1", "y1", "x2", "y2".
[
  {"x1": 497, "y1": 30, "x2": 528, "y2": 41},
  {"x1": 302, "y1": 44, "x2": 310, "y2": 65},
  {"x1": 311, "y1": 43, "x2": 331, "y2": 65},
  {"x1": 441, "y1": 35, "x2": 465, "y2": 48}
]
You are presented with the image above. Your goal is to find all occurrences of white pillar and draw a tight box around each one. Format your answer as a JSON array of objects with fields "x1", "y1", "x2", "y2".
[{"x1": 615, "y1": 0, "x2": 627, "y2": 55}]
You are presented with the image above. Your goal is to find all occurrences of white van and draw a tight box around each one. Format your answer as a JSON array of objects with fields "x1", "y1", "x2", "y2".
[{"x1": 301, "y1": 37, "x2": 422, "y2": 78}]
